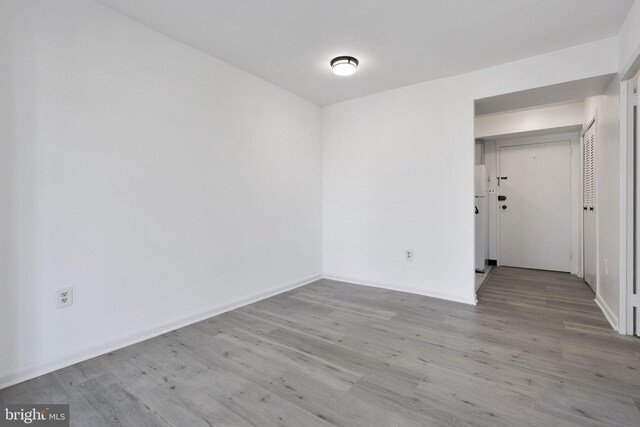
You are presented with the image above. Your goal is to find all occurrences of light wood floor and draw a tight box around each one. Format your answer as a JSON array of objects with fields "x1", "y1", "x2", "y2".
[{"x1": 1, "y1": 267, "x2": 639, "y2": 426}]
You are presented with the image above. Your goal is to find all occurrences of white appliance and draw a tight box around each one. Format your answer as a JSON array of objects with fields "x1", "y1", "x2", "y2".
[{"x1": 475, "y1": 165, "x2": 489, "y2": 273}]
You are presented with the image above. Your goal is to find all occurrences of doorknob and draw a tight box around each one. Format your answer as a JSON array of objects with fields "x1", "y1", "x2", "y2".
[{"x1": 502, "y1": 205, "x2": 507, "y2": 210}]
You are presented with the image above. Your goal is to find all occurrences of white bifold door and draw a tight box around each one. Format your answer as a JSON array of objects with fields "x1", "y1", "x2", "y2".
[
  {"x1": 498, "y1": 140, "x2": 572, "y2": 272},
  {"x1": 583, "y1": 123, "x2": 597, "y2": 292}
]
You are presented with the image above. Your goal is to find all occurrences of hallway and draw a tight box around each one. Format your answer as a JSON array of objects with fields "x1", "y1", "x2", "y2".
[{"x1": 476, "y1": 267, "x2": 640, "y2": 425}]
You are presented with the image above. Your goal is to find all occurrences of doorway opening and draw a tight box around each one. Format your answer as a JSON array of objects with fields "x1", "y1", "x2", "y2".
[{"x1": 472, "y1": 74, "x2": 619, "y2": 320}]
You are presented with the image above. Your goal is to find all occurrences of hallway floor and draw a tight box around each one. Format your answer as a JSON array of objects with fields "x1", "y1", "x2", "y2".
[{"x1": 1, "y1": 267, "x2": 639, "y2": 426}]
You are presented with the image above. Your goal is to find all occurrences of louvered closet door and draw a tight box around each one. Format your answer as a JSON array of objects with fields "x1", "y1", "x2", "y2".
[{"x1": 583, "y1": 123, "x2": 596, "y2": 292}]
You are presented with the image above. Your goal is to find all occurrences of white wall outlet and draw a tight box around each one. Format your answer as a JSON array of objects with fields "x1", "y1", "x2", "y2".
[
  {"x1": 405, "y1": 250, "x2": 413, "y2": 261},
  {"x1": 57, "y1": 287, "x2": 73, "y2": 308}
]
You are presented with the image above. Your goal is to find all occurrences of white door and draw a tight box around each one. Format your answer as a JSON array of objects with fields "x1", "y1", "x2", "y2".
[
  {"x1": 583, "y1": 123, "x2": 597, "y2": 292},
  {"x1": 498, "y1": 140, "x2": 572, "y2": 272}
]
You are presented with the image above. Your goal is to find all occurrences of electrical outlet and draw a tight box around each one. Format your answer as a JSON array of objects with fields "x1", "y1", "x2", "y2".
[
  {"x1": 405, "y1": 250, "x2": 413, "y2": 261},
  {"x1": 57, "y1": 287, "x2": 73, "y2": 308}
]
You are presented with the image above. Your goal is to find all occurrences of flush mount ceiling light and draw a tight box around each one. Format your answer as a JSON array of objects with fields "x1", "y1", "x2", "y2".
[{"x1": 330, "y1": 56, "x2": 359, "y2": 76}]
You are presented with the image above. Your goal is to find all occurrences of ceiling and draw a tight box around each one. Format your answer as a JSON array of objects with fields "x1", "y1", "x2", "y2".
[
  {"x1": 475, "y1": 74, "x2": 616, "y2": 116},
  {"x1": 96, "y1": 0, "x2": 635, "y2": 106}
]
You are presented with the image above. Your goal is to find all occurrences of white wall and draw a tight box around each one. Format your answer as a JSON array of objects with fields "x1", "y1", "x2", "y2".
[
  {"x1": 618, "y1": 0, "x2": 640, "y2": 76},
  {"x1": 475, "y1": 101, "x2": 585, "y2": 138},
  {"x1": 0, "y1": 0, "x2": 322, "y2": 388},
  {"x1": 323, "y1": 78, "x2": 476, "y2": 303},
  {"x1": 584, "y1": 77, "x2": 622, "y2": 329},
  {"x1": 323, "y1": 38, "x2": 617, "y2": 305},
  {"x1": 474, "y1": 140, "x2": 484, "y2": 165}
]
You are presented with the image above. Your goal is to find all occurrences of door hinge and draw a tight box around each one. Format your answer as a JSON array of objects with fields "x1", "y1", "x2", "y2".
[{"x1": 634, "y1": 293, "x2": 639, "y2": 307}]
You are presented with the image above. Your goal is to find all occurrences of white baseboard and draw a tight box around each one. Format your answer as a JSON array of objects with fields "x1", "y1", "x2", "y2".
[
  {"x1": 322, "y1": 274, "x2": 477, "y2": 305},
  {"x1": 0, "y1": 274, "x2": 321, "y2": 390},
  {"x1": 475, "y1": 265, "x2": 493, "y2": 292},
  {"x1": 595, "y1": 293, "x2": 619, "y2": 332}
]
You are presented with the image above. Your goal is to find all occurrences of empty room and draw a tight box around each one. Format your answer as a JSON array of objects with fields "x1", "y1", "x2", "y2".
[{"x1": 2, "y1": 0, "x2": 640, "y2": 426}]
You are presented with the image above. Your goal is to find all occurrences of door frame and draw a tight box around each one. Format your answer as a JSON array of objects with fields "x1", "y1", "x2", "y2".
[
  {"x1": 622, "y1": 72, "x2": 639, "y2": 335},
  {"x1": 582, "y1": 116, "x2": 599, "y2": 296},
  {"x1": 495, "y1": 132, "x2": 581, "y2": 274}
]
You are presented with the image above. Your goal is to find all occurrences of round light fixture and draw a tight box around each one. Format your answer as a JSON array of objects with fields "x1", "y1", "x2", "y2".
[{"x1": 330, "y1": 56, "x2": 359, "y2": 76}]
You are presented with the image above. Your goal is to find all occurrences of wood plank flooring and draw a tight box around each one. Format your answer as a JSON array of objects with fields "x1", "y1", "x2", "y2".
[{"x1": 1, "y1": 267, "x2": 639, "y2": 426}]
